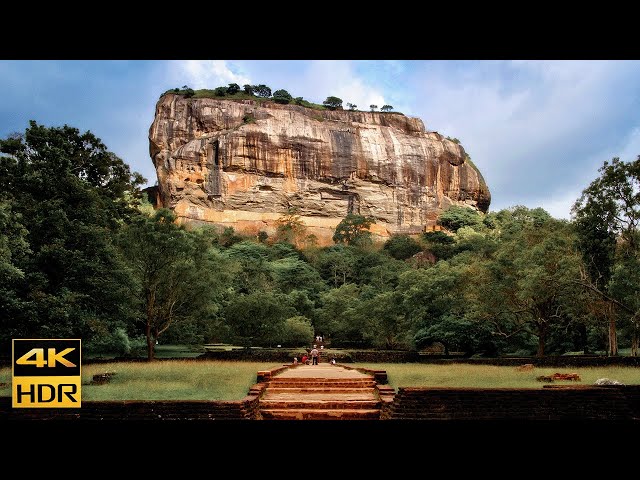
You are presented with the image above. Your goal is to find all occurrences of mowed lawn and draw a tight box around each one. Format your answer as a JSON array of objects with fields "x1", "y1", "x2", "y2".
[
  {"x1": 2, "y1": 361, "x2": 639, "y2": 401},
  {"x1": 0, "y1": 360, "x2": 281, "y2": 401},
  {"x1": 355, "y1": 363, "x2": 640, "y2": 389}
]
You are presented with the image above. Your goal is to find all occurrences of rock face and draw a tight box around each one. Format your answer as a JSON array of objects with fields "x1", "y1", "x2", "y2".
[{"x1": 149, "y1": 94, "x2": 490, "y2": 244}]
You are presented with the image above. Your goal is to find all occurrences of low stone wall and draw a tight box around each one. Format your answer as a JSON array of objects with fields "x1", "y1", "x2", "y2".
[
  {"x1": 0, "y1": 389, "x2": 264, "y2": 421},
  {"x1": 418, "y1": 356, "x2": 640, "y2": 367},
  {"x1": 389, "y1": 386, "x2": 640, "y2": 421}
]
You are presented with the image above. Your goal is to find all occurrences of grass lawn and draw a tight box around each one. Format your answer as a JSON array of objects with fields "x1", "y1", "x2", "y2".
[
  {"x1": 355, "y1": 363, "x2": 640, "y2": 390},
  {"x1": 2, "y1": 361, "x2": 639, "y2": 401},
  {"x1": 0, "y1": 360, "x2": 281, "y2": 401}
]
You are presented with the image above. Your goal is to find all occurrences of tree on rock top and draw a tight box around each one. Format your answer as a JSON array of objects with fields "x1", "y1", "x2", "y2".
[
  {"x1": 323, "y1": 96, "x2": 343, "y2": 110},
  {"x1": 272, "y1": 89, "x2": 293, "y2": 104},
  {"x1": 254, "y1": 84, "x2": 272, "y2": 98}
]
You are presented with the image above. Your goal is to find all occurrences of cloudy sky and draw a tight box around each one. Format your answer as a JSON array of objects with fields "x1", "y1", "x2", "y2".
[{"x1": 1, "y1": 60, "x2": 639, "y2": 219}]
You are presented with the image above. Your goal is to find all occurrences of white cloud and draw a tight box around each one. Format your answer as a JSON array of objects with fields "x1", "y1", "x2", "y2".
[
  {"x1": 302, "y1": 61, "x2": 386, "y2": 110},
  {"x1": 407, "y1": 60, "x2": 640, "y2": 218},
  {"x1": 167, "y1": 60, "x2": 251, "y2": 89}
]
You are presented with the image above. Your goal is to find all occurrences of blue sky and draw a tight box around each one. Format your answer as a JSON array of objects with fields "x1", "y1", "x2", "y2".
[{"x1": 2, "y1": 60, "x2": 640, "y2": 219}]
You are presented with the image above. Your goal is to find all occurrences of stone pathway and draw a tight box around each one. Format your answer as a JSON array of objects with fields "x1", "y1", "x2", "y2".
[{"x1": 258, "y1": 364, "x2": 383, "y2": 420}]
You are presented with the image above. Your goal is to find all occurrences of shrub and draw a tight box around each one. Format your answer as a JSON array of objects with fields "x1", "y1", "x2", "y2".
[
  {"x1": 383, "y1": 235, "x2": 422, "y2": 260},
  {"x1": 85, "y1": 327, "x2": 146, "y2": 356},
  {"x1": 272, "y1": 89, "x2": 293, "y2": 104},
  {"x1": 281, "y1": 316, "x2": 314, "y2": 347}
]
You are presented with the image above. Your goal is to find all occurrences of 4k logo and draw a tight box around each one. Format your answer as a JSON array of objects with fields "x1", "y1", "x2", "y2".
[{"x1": 12, "y1": 339, "x2": 81, "y2": 408}]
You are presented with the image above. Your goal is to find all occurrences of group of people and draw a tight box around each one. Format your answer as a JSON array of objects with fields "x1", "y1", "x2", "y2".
[{"x1": 293, "y1": 345, "x2": 320, "y2": 365}]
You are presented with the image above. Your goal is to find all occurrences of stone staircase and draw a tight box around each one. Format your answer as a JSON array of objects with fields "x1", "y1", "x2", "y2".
[{"x1": 258, "y1": 366, "x2": 382, "y2": 420}]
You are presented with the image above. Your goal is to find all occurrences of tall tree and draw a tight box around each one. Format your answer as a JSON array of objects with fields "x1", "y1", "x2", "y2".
[
  {"x1": 572, "y1": 156, "x2": 640, "y2": 355},
  {"x1": 0, "y1": 122, "x2": 144, "y2": 355},
  {"x1": 117, "y1": 209, "x2": 222, "y2": 360},
  {"x1": 471, "y1": 212, "x2": 584, "y2": 356}
]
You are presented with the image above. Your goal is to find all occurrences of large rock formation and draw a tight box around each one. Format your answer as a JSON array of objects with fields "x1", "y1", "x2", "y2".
[{"x1": 149, "y1": 93, "x2": 490, "y2": 244}]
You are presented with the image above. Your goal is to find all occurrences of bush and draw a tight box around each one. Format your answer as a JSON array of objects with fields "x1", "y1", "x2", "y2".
[
  {"x1": 437, "y1": 205, "x2": 482, "y2": 232},
  {"x1": 85, "y1": 327, "x2": 146, "y2": 356},
  {"x1": 272, "y1": 89, "x2": 293, "y2": 104},
  {"x1": 383, "y1": 235, "x2": 422, "y2": 260},
  {"x1": 281, "y1": 316, "x2": 314, "y2": 347},
  {"x1": 214, "y1": 86, "x2": 228, "y2": 97}
]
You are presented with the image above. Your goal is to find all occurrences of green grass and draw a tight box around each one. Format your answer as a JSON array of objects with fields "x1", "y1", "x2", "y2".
[
  {"x1": 3, "y1": 361, "x2": 637, "y2": 401},
  {"x1": 355, "y1": 363, "x2": 640, "y2": 390},
  {"x1": 0, "y1": 360, "x2": 281, "y2": 401}
]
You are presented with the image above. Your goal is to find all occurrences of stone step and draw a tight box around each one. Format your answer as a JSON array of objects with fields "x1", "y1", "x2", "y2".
[
  {"x1": 269, "y1": 380, "x2": 376, "y2": 388},
  {"x1": 260, "y1": 408, "x2": 381, "y2": 420},
  {"x1": 261, "y1": 399, "x2": 380, "y2": 409},
  {"x1": 265, "y1": 387, "x2": 377, "y2": 394},
  {"x1": 271, "y1": 376, "x2": 374, "y2": 382}
]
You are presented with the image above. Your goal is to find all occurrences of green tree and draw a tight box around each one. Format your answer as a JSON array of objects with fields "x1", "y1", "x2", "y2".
[
  {"x1": 437, "y1": 205, "x2": 482, "y2": 232},
  {"x1": 270, "y1": 256, "x2": 325, "y2": 294},
  {"x1": 471, "y1": 213, "x2": 585, "y2": 356},
  {"x1": 243, "y1": 84, "x2": 255, "y2": 95},
  {"x1": 313, "y1": 244, "x2": 359, "y2": 287},
  {"x1": 0, "y1": 122, "x2": 145, "y2": 355},
  {"x1": 332, "y1": 214, "x2": 376, "y2": 246},
  {"x1": 117, "y1": 209, "x2": 221, "y2": 360},
  {"x1": 226, "y1": 240, "x2": 273, "y2": 293},
  {"x1": 380, "y1": 105, "x2": 393, "y2": 112},
  {"x1": 223, "y1": 291, "x2": 295, "y2": 347},
  {"x1": 281, "y1": 316, "x2": 314, "y2": 347},
  {"x1": 572, "y1": 156, "x2": 640, "y2": 355},
  {"x1": 227, "y1": 83, "x2": 240, "y2": 95},
  {"x1": 383, "y1": 234, "x2": 422, "y2": 260},
  {"x1": 323, "y1": 96, "x2": 343, "y2": 110},
  {"x1": 254, "y1": 84, "x2": 272, "y2": 98},
  {"x1": 317, "y1": 283, "x2": 367, "y2": 347},
  {"x1": 369, "y1": 105, "x2": 378, "y2": 112},
  {"x1": 400, "y1": 261, "x2": 474, "y2": 354},
  {"x1": 214, "y1": 86, "x2": 228, "y2": 96},
  {"x1": 274, "y1": 207, "x2": 306, "y2": 244},
  {"x1": 346, "y1": 103, "x2": 357, "y2": 111},
  {"x1": 272, "y1": 89, "x2": 293, "y2": 104},
  {"x1": 360, "y1": 290, "x2": 410, "y2": 349}
]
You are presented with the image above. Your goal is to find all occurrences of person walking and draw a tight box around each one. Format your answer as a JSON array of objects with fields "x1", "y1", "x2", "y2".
[{"x1": 311, "y1": 346, "x2": 319, "y2": 365}]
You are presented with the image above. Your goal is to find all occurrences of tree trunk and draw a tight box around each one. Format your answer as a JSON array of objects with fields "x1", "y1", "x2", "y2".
[
  {"x1": 632, "y1": 325, "x2": 639, "y2": 357},
  {"x1": 146, "y1": 322, "x2": 155, "y2": 361},
  {"x1": 607, "y1": 302, "x2": 618, "y2": 356},
  {"x1": 536, "y1": 322, "x2": 546, "y2": 357},
  {"x1": 578, "y1": 323, "x2": 589, "y2": 354},
  {"x1": 146, "y1": 290, "x2": 156, "y2": 361}
]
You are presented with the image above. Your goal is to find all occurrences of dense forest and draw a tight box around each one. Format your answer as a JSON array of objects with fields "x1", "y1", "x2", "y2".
[{"x1": 1, "y1": 121, "x2": 639, "y2": 360}]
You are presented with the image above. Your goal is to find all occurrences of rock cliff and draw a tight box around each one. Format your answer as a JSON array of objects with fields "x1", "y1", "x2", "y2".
[{"x1": 149, "y1": 93, "x2": 490, "y2": 244}]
